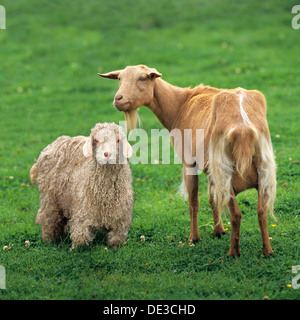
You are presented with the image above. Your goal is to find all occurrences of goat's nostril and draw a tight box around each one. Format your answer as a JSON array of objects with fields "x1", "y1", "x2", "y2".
[
  {"x1": 115, "y1": 94, "x2": 123, "y2": 101},
  {"x1": 104, "y1": 152, "x2": 111, "y2": 158}
]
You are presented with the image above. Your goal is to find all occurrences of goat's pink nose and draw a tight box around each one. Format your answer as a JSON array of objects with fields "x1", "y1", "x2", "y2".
[
  {"x1": 115, "y1": 94, "x2": 123, "y2": 101},
  {"x1": 104, "y1": 152, "x2": 111, "y2": 158}
]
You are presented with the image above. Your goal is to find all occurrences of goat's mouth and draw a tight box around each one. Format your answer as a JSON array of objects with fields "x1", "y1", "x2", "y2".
[
  {"x1": 96, "y1": 157, "x2": 117, "y2": 165},
  {"x1": 114, "y1": 101, "x2": 130, "y2": 111}
]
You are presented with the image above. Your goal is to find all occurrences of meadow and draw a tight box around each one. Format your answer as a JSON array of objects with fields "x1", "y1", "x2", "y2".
[{"x1": 0, "y1": 0, "x2": 299, "y2": 300}]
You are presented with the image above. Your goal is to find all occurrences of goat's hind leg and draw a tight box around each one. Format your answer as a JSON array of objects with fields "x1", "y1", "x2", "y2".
[
  {"x1": 209, "y1": 179, "x2": 226, "y2": 238},
  {"x1": 227, "y1": 189, "x2": 242, "y2": 257},
  {"x1": 257, "y1": 189, "x2": 273, "y2": 256},
  {"x1": 36, "y1": 197, "x2": 66, "y2": 242}
]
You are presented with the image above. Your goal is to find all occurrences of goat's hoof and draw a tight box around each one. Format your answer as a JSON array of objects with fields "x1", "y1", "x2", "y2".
[
  {"x1": 213, "y1": 230, "x2": 226, "y2": 238},
  {"x1": 187, "y1": 237, "x2": 201, "y2": 244},
  {"x1": 262, "y1": 248, "x2": 274, "y2": 257},
  {"x1": 227, "y1": 249, "x2": 240, "y2": 257}
]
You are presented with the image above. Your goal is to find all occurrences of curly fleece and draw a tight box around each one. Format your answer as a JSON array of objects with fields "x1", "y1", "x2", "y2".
[{"x1": 30, "y1": 123, "x2": 133, "y2": 248}]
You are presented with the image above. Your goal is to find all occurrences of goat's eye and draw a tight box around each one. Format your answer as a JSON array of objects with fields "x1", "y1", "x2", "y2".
[
  {"x1": 94, "y1": 139, "x2": 99, "y2": 143},
  {"x1": 139, "y1": 77, "x2": 147, "y2": 82},
  {"x1": 116, "y1": 138, "x2": 120, "y2": 143}
]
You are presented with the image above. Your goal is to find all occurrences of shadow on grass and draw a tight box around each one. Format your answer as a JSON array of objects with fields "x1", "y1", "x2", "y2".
[{"x1": 51, "y1": 229, "x2": 108, "y2": 249}]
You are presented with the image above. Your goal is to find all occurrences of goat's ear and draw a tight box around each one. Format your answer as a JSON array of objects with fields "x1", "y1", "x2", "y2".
[
  {"x1": 123, "y1": 140, "x2": 133, "y2": 159},
  {"x1": 83, "y1": 137, "x2": 93, "y2": 158},
  {"x1": 147, "y1": 68, "x2": 162, "y2": 80},
  {"x1": 98, "y1": 70, "x2": 122, "y2": 79},
  {"x1": 120, "y1": 137, "x2": 133, "y2": 159}
]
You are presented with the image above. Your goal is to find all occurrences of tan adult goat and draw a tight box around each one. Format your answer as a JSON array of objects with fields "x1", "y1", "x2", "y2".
[{"x1": 99, "y1": 64, "x2": 276, "y2": 256}]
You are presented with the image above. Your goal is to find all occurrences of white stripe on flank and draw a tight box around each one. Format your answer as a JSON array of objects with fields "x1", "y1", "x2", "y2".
[{"x1": 239, "y1": 91, "x2": 251, "y2": 125}]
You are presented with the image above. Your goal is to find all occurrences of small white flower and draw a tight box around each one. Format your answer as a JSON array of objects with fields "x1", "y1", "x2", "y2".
[
  {"x1": 140, "y1": 235, "x2": 145, "y2": 242},
  {"x1": 25, "y1": 240, "x2": 30, "y2": 247},
  {"x1": 4, "y1": 244, "x2": 13, "y2": 251}
]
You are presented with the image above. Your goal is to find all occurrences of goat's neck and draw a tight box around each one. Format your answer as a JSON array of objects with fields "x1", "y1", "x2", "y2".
[
  {"x1": 91, "y1": 158, "x2": 123, "y2": 176},
  {"x1": 147, "y1": 78, "x2": 188, "y2": 131}
]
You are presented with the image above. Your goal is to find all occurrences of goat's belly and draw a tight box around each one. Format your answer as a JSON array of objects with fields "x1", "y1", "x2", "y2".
[{"x1": 232, "y1": 165, "x2": 258, "y2": 194}]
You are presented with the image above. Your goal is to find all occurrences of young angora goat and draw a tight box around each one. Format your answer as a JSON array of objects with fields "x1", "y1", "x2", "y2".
[{"x1": 30, "y1": 122, "x2": 134, "y2": 249}]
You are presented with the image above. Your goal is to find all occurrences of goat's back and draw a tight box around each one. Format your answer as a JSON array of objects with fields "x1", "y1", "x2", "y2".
[
  {"x1": 33, "y1": 135, "x2": 89, "y2": 198},
  {"x1": 211, "y1": 88, "x2": 269, "y2": 135}
]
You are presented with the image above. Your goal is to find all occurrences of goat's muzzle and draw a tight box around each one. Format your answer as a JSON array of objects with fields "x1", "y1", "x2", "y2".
[{"x1": 114, "y1": 101, "x2": 130, "y2": 111}]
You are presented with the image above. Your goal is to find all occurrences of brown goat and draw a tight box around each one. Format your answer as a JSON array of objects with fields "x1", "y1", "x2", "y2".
[{"x1": 99, "y1": 65, "x2": 276, "y2": 256}]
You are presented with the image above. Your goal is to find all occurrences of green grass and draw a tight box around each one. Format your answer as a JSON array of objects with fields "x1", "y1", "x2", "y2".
[{"x1": 0, "y1": 0, "x2": 299, "y2": 300}]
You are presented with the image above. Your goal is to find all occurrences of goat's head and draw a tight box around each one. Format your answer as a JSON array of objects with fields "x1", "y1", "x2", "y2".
[
  {"x1": 99, "y1": 65, "x2": 162, "y2": 112},
  {"x1": 82, "y1": 122, "x2": 132, "y2": 164}
]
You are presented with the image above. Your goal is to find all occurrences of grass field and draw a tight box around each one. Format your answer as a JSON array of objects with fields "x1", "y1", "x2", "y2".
[{"x1": 0, "y1": 0, "x2": 299, "y2": 300}]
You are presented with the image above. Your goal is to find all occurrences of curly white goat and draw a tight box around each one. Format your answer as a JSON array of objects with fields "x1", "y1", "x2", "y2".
[{"x1": 30, "y1": 122, "x2": 133, "y2": 249}]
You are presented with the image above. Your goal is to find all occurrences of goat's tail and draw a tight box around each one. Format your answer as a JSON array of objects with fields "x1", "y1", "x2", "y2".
[
  {"x1": 227, "y1": 124, "x2": 257, "y2": 180},
  {"x1": 30, "y1": 163, "x2": 38, "y2": 185},
  {"x1": 208, "y1": 124, "x2": 257, "y2": 214}
]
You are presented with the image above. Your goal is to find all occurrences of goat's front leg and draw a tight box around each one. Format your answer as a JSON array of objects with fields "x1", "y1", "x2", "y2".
[
  {"x1": 183, "y1": 166, "x2": 200, "y2": 243},
  {"x1": 106, "y1": 228, "x2": 128, "y2": 249},
  {"x1": 69, "y1": 215, "x2": 96, "y2": 249}
]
